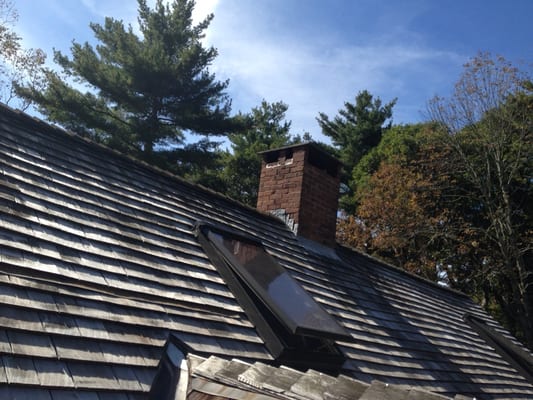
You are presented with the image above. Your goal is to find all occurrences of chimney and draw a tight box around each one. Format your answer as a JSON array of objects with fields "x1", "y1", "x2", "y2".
[{"x1": 257, "y1": 143, "x2": 342, "y2": 247}]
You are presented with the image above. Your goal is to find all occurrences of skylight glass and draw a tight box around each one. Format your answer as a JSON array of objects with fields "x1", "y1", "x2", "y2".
[{"x1": 207, "y1": 230, "x2": 351, "y2": 341}]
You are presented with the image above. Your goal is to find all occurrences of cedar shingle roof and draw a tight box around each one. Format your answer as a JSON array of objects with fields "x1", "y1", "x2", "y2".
[
  {"x1": 186, "y1": 354, "x2": 453, "y2": 400},
  {"x1": 0, "y1": 104, "x2": 532, "y2": 399}
]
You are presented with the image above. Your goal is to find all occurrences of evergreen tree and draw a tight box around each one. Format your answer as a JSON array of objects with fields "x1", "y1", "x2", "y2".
[
  {"x1": 317, "y1": 90, "x2": 396, "y2": 213},
  {"x1": 221, "y1": 100, "x2": 299, "y2": 206},
  {"x1": 16, "y1": 0, "x2": 235, "y2": 170}
]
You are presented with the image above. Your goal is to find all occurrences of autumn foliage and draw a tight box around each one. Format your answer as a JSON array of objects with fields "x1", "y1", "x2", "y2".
[
  {"x1": 338, "y1": 54, "x2": 533, "y2": 348},
  {"x1": 338, "y1": 125, "x2": 453, "y2": 282}
]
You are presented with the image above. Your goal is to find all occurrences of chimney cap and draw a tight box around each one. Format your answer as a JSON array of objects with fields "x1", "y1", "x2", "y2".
[{"x1": 258, "y1": 142, "x2": 343, "y2": 167}]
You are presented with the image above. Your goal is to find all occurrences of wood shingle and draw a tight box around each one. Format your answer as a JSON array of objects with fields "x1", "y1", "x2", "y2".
[{"x1": 0, "y1": 104, "x2": 532, "y2": 399}]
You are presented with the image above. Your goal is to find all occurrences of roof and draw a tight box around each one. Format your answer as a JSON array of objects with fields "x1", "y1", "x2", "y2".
[
  {"x1": 183, "y1": 353, "x2": 453, "y2": 400},
  {"x1": 0, "y1": 104, "x2": 532, "y2": 399}
]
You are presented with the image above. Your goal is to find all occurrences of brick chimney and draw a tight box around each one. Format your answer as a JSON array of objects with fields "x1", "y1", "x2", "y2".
[{"x1": 257, "y1": 143, "x2": 342, "y2": 247}]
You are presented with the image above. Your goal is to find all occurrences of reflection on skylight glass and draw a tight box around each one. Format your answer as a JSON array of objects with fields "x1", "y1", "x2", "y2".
[{"x1": 209, "y1": 231, "x2": 350, "y2": 339}]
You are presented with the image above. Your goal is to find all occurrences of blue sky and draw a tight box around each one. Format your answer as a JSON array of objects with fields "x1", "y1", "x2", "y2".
[{"x1": 14, "y1": 0, "x2": 533, "y2": 143}]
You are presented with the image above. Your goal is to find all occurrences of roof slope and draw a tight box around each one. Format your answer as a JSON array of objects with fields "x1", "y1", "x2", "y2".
[{"x1": 0, "y1": 105, "x2": 532, "y2": 399}]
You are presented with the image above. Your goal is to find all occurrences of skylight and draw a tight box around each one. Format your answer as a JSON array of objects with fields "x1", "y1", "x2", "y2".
[
  {"x1": 195, "y1": 222, "x2": 351, "y2": 370},
  {"x1": 207, "y1": 230, "x2": 351, "y2": 341}
]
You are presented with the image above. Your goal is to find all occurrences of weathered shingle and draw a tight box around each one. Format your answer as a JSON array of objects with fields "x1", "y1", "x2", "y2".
[
  {"x1": 0, "y1": 104, "x2": 532, "y2": 399},
  {"x1": 188, "y1": 355, "x2": 452, "y2": 400}
]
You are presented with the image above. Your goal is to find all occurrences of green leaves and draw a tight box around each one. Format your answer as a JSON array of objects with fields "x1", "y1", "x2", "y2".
[{"x1": 352, "y1": 123, "x2": 431, "y2": 203}]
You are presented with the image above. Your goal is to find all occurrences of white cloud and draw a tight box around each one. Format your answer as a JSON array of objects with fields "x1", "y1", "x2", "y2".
[
  {"x1": 15, "y1": 0, "x2": 473, "y2": 142},
  {"x1": 80, "y1": 0, "x2": 138, "y2": 22},
  {"x1": 207, "y1": 9, "x2": 462, "y2": 139},
  {"x1": 192, "y1": 0, "x2": 220, "y2": 24}
]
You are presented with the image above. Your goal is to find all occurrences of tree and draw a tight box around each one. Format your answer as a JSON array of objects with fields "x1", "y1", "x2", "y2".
[
  {"x1": 428, "y1": 53, "x2": 533, "y2": 348},
  {"x1": 317, "y1": 90, "x2": 396, "y2": 213},
  {"x1": 338, "y1": 124, "x2": 452, "y2": 281},
  {"x1": 351, "y1": 123, "x2": 432, "y2": 203},
  {"x1": 0, "y1": 0, "x2": 46, "y2": 110},
  {"x1": 16, "y1": 0, "x2": 235, "y2": 169},
  {"x1": 171, "y1": 137, "x2": 226, "y2": 188},
  {"x1": 337, "y1": 56, "x2": 533, "y2": 349},
  {"x1": 221, "y1": 100, "x2": 298, "y2": 206}
]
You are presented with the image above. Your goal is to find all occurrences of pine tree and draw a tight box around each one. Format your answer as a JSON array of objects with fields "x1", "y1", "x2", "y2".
[
  {"x1": 317, "y1": 90, "x2": 396, "y2": 213},
  {"x1": 16, "y1": 0, "x2": 235, "y2": 168},
  {"x1": 221, "y1": 100, "x2": 298, "y2": 206}
]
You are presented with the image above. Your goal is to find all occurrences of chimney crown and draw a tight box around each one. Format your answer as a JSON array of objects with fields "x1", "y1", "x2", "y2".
[{"x1": 257, "y1": 143, "x2": 341, "y2": 247}]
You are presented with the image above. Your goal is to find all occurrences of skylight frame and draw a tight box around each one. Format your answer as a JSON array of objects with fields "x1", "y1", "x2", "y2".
[{"x1": 195, "y1": 222, "x2": 353, "y2": 344}]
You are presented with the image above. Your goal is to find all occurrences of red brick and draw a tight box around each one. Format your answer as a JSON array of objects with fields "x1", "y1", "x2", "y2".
[{"x1": 257, "y1": 143, "x2": 341, "y2": 247}]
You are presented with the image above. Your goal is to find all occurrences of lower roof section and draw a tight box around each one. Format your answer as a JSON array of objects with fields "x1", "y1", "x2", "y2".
[{"x1": 181, "y1": 353, "x2": 453, "y2": 400}]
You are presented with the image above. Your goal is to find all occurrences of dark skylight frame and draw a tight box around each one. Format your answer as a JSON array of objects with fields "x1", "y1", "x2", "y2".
[
  {"x1": 195, "y1": 222, "x2": 351, "y2": 369},
  {"x1": 206, "y1": 229, "x2": 351, "y2": 340}
]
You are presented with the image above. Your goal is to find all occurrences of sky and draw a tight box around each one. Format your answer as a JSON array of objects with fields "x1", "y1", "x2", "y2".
[{"x1": 13, "y1": 0, "x2": 533, "y2": 143}]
